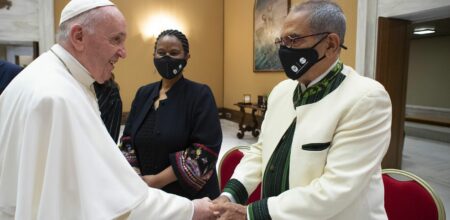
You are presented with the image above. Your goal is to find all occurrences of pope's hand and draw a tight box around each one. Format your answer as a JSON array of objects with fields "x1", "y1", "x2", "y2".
[{"x1": 192, "y1": 197, "x2": 215, "y2": 220}]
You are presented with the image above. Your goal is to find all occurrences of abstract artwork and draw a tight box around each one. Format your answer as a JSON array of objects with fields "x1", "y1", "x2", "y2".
[{"x1": 254, "y1": 0, "x2": 290, "y2": 72}]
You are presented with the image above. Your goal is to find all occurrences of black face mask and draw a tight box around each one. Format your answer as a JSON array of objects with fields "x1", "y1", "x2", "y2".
[
  {"x1": 278, "y1": 35, "x2": 327, "y2": 80},
  {"x1": 153, "y1": 56, "x2": 187, "y2": 79}
]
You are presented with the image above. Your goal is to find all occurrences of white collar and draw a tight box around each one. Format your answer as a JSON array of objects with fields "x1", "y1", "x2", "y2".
[{"x1": 50, "y1": 44, "x2": 96, "y2": 92}]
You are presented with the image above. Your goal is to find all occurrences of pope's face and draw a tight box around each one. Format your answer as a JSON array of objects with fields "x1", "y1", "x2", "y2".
[{"x1": 83, "y1": 6, "x2": 127, "y2": 84}]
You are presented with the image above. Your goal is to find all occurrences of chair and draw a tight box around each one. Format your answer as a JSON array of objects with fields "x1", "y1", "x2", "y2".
[
  {"x1": 382, "y1": 169, "x2": 446, "y2": 220},
  {"x1": 218, "y1": 146, "x2": 261, "y2": 204}
]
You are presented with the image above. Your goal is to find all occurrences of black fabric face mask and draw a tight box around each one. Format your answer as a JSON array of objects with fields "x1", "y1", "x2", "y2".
[
  {"x1": 278, "y1": 35, "x2": 327, "y2": 80},
  {"x1": 153, "y1": 56, "x2": 187, "y2": 79}
]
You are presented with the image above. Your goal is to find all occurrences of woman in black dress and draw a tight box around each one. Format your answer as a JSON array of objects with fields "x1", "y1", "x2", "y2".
[{"x1": 120, "y1": 29, "x2": 222, "y2": 199}]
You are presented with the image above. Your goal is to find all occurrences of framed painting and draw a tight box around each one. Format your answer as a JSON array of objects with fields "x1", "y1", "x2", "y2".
[{"x1": 254, "y1": 0, "x2": 290, "y2": 72}]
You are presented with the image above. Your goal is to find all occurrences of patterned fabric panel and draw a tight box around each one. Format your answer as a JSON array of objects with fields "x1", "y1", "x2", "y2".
[
  {"x1": 170, "y1": 143, "x2": 218, "y2": 192},
  {"x1": 118, "y1": 136, "x2": 141, "y2": 175},
  {"x1": 293, "y1": 61, "x2": 345, "y2": 107},
  {"x1": 262, "y1": 120, "x2": 295, "y2": 198}
]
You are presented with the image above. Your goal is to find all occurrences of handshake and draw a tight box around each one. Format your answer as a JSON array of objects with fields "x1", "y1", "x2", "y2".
[{"x1": 192, "y1": 195, "x2": 247, "y2": 220}]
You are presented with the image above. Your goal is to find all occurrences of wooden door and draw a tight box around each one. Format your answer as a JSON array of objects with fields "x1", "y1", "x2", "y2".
[{"x1": 375, "y1": 17, "x2": 411, "y2": 169}]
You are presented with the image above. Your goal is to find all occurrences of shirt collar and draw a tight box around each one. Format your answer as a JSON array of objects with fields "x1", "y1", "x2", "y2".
[
  {"x1": 166, "y1": 76, "x2": 186, "y2": 97},
  {"x1": 50, "y1": 44, "x2": 96, "y2": 91},
  {"x1": 299, "y1": 59, "x2": 339, "y2": 92},
  {"x1": 154, "y1": 76, "x2": 186, "y2": 98}
]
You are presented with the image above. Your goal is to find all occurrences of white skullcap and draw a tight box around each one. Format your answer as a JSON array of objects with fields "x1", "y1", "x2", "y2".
[{"x1": 60, "y1": 0, "x2": 115, "y2": 25}]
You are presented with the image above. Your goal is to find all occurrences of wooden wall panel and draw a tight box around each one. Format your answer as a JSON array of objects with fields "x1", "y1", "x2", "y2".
[{"x1": 375, "y1": 17, "x2": 410, "y2": 169}]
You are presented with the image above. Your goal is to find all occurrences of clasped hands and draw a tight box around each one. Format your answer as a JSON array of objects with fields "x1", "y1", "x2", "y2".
[
  {"x1": 142, "y1": 174, "x2": 246, "y2": 219},
  {"x1": 193, "y1": 195, "x2": 247, "y2": 220}
]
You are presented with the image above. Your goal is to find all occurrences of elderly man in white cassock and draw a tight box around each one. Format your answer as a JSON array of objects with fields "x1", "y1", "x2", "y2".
[{"x1": 0, "y1": 0, "x2": 214, "y2": 219}]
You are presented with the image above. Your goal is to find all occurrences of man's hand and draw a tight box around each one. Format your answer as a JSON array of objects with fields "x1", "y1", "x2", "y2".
[
  {"x1": 212, "y1": 195, "x2": 231, "y2": 205},
  {"x1": 192, "y1": 197, "x2": 215, "y2": 220},
  {"x1": 210, "y1": 202, "x2": 247, "y2": 220}
]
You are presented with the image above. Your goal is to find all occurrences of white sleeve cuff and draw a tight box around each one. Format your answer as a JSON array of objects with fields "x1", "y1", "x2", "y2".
[{"x1": 220, "y1": 192, "x2": 237, "y2": 203}]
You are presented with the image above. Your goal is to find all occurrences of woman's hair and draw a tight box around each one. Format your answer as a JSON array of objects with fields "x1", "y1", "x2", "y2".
[{"x1": 154, "y1": 29, "x2": 190, "y2": 55}]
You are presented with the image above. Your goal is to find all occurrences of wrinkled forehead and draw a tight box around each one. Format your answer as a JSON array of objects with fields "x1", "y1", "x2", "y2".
[
  {"x1": 95, "y1": 7, "x2": 127, "y2": 34},
  {"x1": 101, "y1": 6, "x2": 126, "y2": 24}
]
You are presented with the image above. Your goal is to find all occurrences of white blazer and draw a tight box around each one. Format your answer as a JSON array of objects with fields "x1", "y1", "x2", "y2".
[{"x1": 232, "y1": 65, "x2": 392, "y2": 220}]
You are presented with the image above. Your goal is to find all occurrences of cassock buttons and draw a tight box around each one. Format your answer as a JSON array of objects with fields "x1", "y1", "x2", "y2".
[{"x1": 269, "y1": 165, "x2": 275, "y2": 172}]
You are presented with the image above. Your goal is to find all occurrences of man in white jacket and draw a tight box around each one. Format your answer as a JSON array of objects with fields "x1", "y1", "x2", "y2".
[
  {"x1": 212, "y1": 1, "x2": 392, "y2": 219},
  {"x1": 0, "y1": 0, "x2": 213, "y2": 219}
]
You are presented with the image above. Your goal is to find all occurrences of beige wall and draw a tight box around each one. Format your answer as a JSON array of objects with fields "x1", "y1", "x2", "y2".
[
  {"x1": 54, "y1": 0, "x2": 224, "y2": 111},
  {"x1": 54, "y1": 0, "x2": 357, "y2": 111},
  {"x1": 407, "y1": 36, "x2": 450, "y2": 109},
  {"x1": 223, "y1": 0, "x2": 357, "y2": 109}
]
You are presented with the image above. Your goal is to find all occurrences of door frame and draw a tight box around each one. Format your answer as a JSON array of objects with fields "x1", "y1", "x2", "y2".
[{"x1": 355, "y1": 0, "x2": 450, "y2": 168}]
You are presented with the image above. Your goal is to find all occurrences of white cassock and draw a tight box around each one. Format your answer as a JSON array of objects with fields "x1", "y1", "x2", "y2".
[{"x1": 0, "y1": 44, "x2": 193, "y2": 220}]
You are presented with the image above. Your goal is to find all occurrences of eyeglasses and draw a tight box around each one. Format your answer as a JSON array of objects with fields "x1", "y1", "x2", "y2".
[{"x1": 275, "y1": 32, "x2": 330, "y2": 48}]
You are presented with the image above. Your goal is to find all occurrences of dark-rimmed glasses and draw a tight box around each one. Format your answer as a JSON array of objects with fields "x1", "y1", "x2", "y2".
[{"x1": 274, "y1": 32, "x2": 330, "y2": 48}]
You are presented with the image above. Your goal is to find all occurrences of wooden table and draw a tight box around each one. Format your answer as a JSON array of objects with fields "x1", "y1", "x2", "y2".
[{"x1": 234, "y1": 103, "x2": 266, "y2": 139}]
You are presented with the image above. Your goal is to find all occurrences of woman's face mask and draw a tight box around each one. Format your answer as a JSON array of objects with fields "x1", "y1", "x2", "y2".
[
  {"x1": 153, "y1": 35, "x2": 188, "y2": 79},
  {"x1": 153, "y1": 56, "x2": 187, "y2": 79}
]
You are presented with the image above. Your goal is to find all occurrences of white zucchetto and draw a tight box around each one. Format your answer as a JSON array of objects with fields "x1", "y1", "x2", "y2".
[{"x1": 59, "y1": 0, "x2": 115, "y2": 25}]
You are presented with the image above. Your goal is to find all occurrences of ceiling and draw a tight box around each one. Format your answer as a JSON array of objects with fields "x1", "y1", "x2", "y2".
[{"x1": 411, "y1": 17, "x2": 450, "y2": 39}]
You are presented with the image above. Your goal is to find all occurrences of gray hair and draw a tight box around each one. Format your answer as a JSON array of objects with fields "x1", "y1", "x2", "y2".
[
  {"x1": 292, "y1": 0, "x2": 346, "y2": 45},
  {"x1": 56, "y1": 7, "x2": 109, "y2": 44}
]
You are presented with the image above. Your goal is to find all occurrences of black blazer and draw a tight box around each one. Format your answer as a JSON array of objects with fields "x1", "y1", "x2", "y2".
[
  {"x1": 0, "y1": 60, "x2": 23, "y2": 95},
  {"x1": 123, "y1": 77, "x2": 222, "y2": 199}
]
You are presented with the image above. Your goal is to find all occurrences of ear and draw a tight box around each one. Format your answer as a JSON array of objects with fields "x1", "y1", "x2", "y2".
[
  {"x1": 69, "y1": 24, "x2": 85, "y2": 51},
  {"x1": 325, "y1": 33, "x2": 340, "y2": 56},
  {"x1": 185, "y1": 53, "x2": 191, "y2": 60}
]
